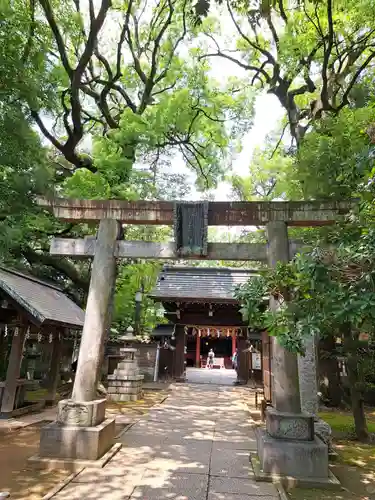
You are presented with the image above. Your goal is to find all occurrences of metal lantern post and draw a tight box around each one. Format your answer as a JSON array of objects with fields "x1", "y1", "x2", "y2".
[{"x1": 134, "y1": 286, "x2": 143, "y2": 335}]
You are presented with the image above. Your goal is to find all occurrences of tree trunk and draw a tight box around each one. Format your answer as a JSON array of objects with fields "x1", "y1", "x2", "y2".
[
  {"x1": 342, "y1": 324, "x2": 369, "y2": 441},
  {"x1": 318, "y1": 336, "x2": 343, "y2": 407},
  {"x1": 349, "y1": 375, "x2": 368, "y2": 441}
]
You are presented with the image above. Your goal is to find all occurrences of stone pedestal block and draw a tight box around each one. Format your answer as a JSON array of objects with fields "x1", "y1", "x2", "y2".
[
  {"x1": 107, "y1": 393, "x2": 141, "y2": 402},
  {"x1": 107, "y1": 384, "x2": 143, "y2": 395},
  {"x1": 39, "y1": 418, "x2": 115, "y2": 460},
  {"x1": 257, "y1": 428, "x2": 329, "y2": 478},
  {"x1": 266, "y1": 408, "x2": 314, "y2": 441},
  {"x1": 57, "y1": 398, "x2": 106, "y2": 427},
  {"x1": 315, "y1": 418, "x2": 333, "y2": 450},
  {"x1": 107, "y1": 374, "x2": 144, "y2": 382},
  {"x1": 107, "y1": 346, "x2": 144, "y2": 402}
]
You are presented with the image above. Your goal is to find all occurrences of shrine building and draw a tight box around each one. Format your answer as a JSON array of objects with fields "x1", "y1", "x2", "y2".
[{"x1": 150, "y1": 266, "x2": 265, "y2": 383}]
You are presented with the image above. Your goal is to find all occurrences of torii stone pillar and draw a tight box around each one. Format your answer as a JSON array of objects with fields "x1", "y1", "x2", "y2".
[
  {"x1": 72, "y1": 219, "x2": 120, "y2": 401},
  {"x1": 298, "y1": 335, "x2": 319, "y2": 415},
  {"x1": 38, "y1": 219, "x2": 120, "y2": 462},
  {"x1": 267, "y1": 222, "x2": 301, "y2": 413},
  {"x1": 255, "y1": 221, "x2": 331, "y2": 484},
  {"x1": 298, "y1": 335, "x2": 333, "y2": 449}
]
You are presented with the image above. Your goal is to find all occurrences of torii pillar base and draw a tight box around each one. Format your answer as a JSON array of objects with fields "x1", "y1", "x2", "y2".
[
  {"x1": 252, "y1": 410, "x2": 339, "y2": 488},
  {"x1": 251, "y1": 432, "x2": 340, "y2": 489},
  {"x1": 30, "y1": 399, "x2": 119, "y2": 470},
  {"x1": 253, "y1": 408, "x2": 336, "y2": 485}
]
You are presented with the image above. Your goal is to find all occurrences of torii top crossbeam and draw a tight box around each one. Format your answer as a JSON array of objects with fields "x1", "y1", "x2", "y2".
[{"x1": 38, "y1": 197, "x2": 355, "y2": 226}]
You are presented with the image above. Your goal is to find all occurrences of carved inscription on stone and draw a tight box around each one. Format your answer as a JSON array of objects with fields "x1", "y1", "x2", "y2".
[
  {"x1": 266, "y1": 409, "x2": 314, "y2": 441},
  {"x1": 56, "y1": 398, "x2": 106, "y2": 427},
  {"x1": 58, "y1": 403, "x2": 90, "y2": 426},
  {"x1": 278, "y1": 418, "x2": 309, "y2": 440}
]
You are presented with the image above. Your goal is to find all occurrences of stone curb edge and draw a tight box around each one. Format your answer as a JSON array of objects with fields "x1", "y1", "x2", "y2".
[
  {"x1": 275, "y1": 483, "x2": 289, "y2": 500},
  {"x1": 41, "y1": 468, "x2": 83, "y2": 500}
]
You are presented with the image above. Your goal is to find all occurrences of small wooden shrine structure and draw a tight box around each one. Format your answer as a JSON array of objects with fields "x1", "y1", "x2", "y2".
[
  {"x1": 150, "y1": 266, "x2": 263, "y2": 382},
  {"x1": 0, "y1": 267, "x2": 84, "y2": 417}
]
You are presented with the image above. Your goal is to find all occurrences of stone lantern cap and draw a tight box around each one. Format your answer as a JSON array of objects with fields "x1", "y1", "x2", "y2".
[{"x1": 119, "y1": 326, "x2": 136, "y2": 343}]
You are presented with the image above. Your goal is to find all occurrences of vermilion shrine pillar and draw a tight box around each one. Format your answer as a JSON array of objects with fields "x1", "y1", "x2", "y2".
[
  {"x1": 195, "y1": 332, "x2": 200, "y2": 368},
  {"x1": 232, "y1": 334, "x2": 236, "y2": 357},
  {"x1": 237, "y1": 336, "x2": 249, "y2": 383}
]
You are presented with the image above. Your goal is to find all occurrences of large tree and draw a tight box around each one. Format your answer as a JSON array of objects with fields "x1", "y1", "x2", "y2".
[
  {"x1": 0, "y1": 0, "x2": 255, "y2": 306},
  {"x1": 230, "y1": 106, "x2": 375, "y2": 206},
  {"x1": 18, "y1": 0, "x2": 254, "y2": 191},
  {"x1": 200, "y1": 0, "x2": 375, "y2": 146}
]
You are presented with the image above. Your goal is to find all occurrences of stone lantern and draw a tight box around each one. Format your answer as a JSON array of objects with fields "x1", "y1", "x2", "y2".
[
  {"x1": 25, "y1": 344, "x2": 41, "y2": 390},
  {"x1": 107, "y1": 326, "x2": 144, "y2": 402}
]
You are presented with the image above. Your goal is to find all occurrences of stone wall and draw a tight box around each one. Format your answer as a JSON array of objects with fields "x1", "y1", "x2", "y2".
[
  {"x1": 137, "y1": 344, "x2": 157, "y2": 381},
  {"x1": 23, "y1": 340, "x2": 73, "y2": 383},
  {"x1": 107, "y1": 342, "x2": 157, "y2": 381}
]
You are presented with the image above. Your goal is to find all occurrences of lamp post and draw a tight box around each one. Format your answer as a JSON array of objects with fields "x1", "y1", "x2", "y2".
[{"x1": 134, "y1": 286, "x2": 143, "y2": 335}]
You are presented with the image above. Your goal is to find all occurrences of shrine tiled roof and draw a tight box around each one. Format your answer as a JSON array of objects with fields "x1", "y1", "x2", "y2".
[
  {"x1": 150, "y1": 266, "x2": 257, "y2": 303},
  {"x1": 0, "y1": 267, "x2": 85, "y2": 328},
  {"x1": 151, "y1": 324, "x2": 175, "y2": 337}
]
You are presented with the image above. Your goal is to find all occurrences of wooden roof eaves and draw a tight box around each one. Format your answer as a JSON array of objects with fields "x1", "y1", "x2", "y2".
[
  {"x1": 0, "y1": 282, "x2": 84, "y2": 330},
  {"x1": 154, "y1": 296, "x2": 240, "y2": 305},
  {"x1": 42, "y1": 318, "x2": 84, "y2": 330},
  {"x1": 0, "y1": 280, "x2": 45, "y2": 326}
]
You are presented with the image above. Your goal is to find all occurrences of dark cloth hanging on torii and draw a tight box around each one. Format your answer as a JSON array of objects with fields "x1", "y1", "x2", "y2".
[{"x1": 174, "y1": 202, "x2": 208, "y2": 258}]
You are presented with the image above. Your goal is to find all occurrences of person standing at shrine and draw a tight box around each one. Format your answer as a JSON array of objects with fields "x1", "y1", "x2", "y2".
[
  {"x1": 207, "y1": 348, "x2": 215, "y2": 369},
  {"x1": 232, "y1": 348, "x2": 238, "y2": 370}
]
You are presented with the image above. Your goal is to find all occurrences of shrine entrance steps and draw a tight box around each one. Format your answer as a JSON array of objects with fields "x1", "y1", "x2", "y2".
[
  {"x1": 186, "y1": 367, "x2": 238, "y2": 386},
  {"x1": 47, "y1": 383, "x2": 279, "y2": 499}
]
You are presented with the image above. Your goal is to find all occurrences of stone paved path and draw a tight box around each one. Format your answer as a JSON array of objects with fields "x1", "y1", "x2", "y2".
[
  {"x1": 51, "y1": 384, "x2": 280, "y2": 500},
  {"x1": 186, "y1": 367, "x2": 238, "y2": 385}
]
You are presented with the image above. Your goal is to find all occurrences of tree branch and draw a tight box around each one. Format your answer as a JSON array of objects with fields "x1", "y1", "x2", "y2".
[
  {"x1": 227, "y1": 0, "x2": 278, "y2": 75},
  {"x1": 179, "y1": 144, "x2": 210, "y2": 189},
  {"x1": 22, "y1": 0, "x2": 36, "y2": 62},
  {"x1": 277, "y1": 0, "x2": 288, "y2": 24},
  {"x1": 21, "y1": 247, "x2": 90, "y2": 293},
  {"x1": 138, "y1": 0, "x2": 175, "y2": 113},
  {"x1": 30, "y1": 110, "x2": 66, "y2": 152},
  {"x1": 192, "y1": 100, "x2": 225, "y2": 123},
  {"x1": 269, "y1": 121, "x2": 288, "y2": 159},
  {"x1": 38, "y1": 0, "x2": 73, "y2": 77},
  {"x1": 126, "y1": 20, "x2": 147, "y2": 84},
  {"x1": 76, "y1": 0, "x2": 111, "y2": 77},
  {"x1": 201, "y1": 51, "x2": 270, "y2": 83},
  {"x1": 154, "y1": 0, "x2": 187, "y2": 86},
  {"x1": 338, "y1": 51, "x2": 375, "y2": 111},
  {"x1": 320, "y1": 0, "x2": 334, "y2": 109}
]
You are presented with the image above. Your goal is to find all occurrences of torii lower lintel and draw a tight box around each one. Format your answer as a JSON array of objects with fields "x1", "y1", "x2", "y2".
[
  {"x1": 49, "y1": 239, "x2": 305, "y2": 261},
  {"x1": 37, "y1": 197, "x2": 356, "y2": 227}
]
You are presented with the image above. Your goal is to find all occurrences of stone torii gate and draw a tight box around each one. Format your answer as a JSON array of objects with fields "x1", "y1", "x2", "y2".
[{"x1": 36, "y1": 197, "x2": 351, "y2": 480}]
